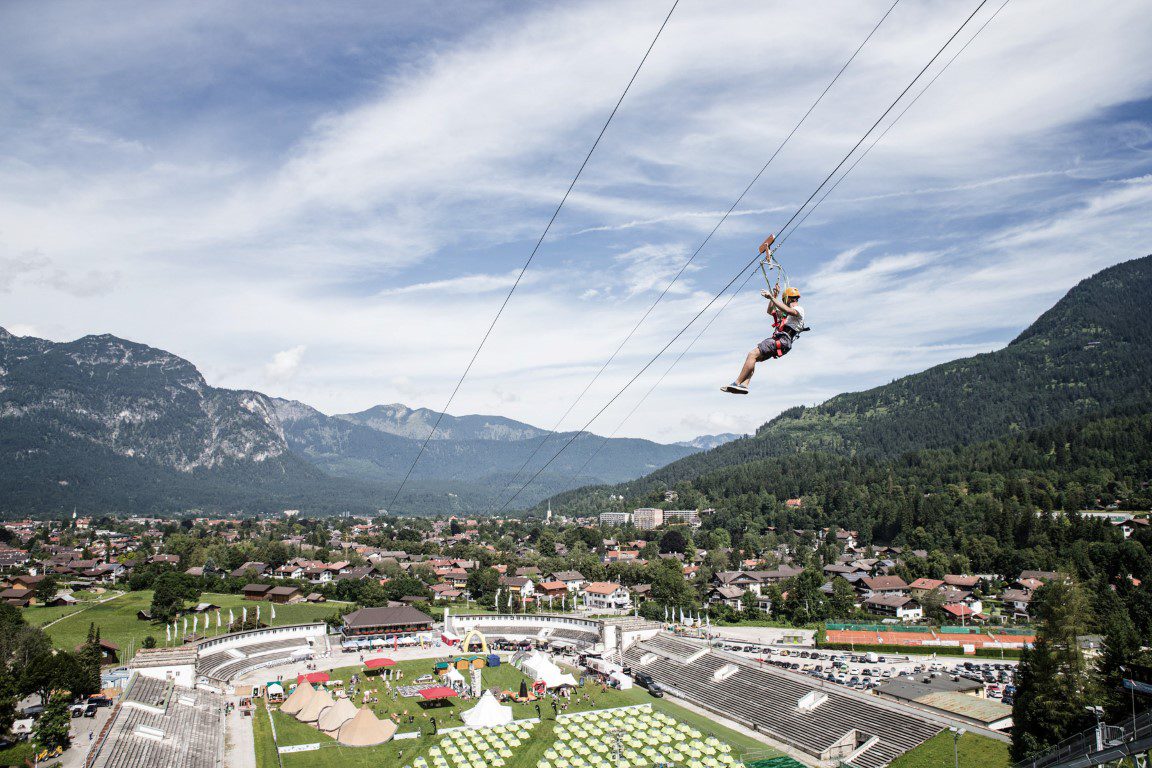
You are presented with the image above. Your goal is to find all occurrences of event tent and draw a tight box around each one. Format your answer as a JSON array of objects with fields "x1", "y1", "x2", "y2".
[
  {"x1": 460, "y1": 690, "x2": 514, "y2": 728},
  {"x1": 279, "y1": 682, "x2": 314, "y2": 716},
  {"x1": 338, "y1": 706, "x2": 398, "y2": 747},
  {"x1": 318, "y1": 697, "x2": 359, "y2": 735},
  {"x1": 297, "y1": 687, "x2": 335, "y2": 723},
  {"x1": 445, "y1": 666, "x2": 466, "y2": 687},
  {"x1": 517, "y1": 651, "x2": 578, "y2": 689}
]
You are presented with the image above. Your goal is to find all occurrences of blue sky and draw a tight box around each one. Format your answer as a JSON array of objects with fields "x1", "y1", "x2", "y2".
[{"x1": 2, "y1": 0, "x2": 1151, "y2": 445}]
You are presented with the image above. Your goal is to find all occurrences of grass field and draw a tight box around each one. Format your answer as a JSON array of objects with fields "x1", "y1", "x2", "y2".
[
  {"x1": 259, "y1": 656, "x2": 777, "y2": 768},
  {"x1": 888, "y1": 730, "x2": 1010, "y2": 768},
  {"x1": 24, "y1": 590, "x2": 342, "y2": 654}
]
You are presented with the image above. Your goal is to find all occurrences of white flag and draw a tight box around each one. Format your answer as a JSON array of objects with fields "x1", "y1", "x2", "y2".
[
  {"x1": 270, "y1": 604, "x2": 276, "y2": 620},
  {"x1": 242, "y1": 606, "x2": 247, "y2": 625},
  {"x1": 494, "y1": 589, "x2": 500, "y2": 611},
  {"x1": 256, "y1": 605, "x2": 261, "y2": 622},
  {"x1": 216, "y1": 609, "x2": 222, "y2": 628},
  {"x1": 183, "y1": 616, "x2": 188, "y2": 636},
  {"x1": 165, "y1": 624, "x2": 171, "y2": 643},
  {"x1": 204, "y1": 612, "x2": 211, "y2": 631},
  {"x1": 193, "y1": 615, "x2": 198, "y2": 634},
  {"x1": 664, "y1": 605, "x2": 669, "y2": 622},
  {"x1": 228, "y1": 609, "x2": 235, "y2": 627}
]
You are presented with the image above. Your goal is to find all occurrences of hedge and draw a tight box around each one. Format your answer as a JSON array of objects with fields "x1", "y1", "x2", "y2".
[{"x1": 816, "y1": 641, "x2": 1023, "y2": 659}]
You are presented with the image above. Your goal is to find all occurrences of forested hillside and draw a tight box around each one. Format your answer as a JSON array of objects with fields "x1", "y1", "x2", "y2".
[{"x1": 589, "y1": 254, "x2": 1152, "y2": 498}]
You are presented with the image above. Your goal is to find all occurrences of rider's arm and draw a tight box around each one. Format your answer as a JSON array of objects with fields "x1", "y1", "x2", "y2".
[{"x1": 763, "y1": 291, "x2": 801, "y2": 317}]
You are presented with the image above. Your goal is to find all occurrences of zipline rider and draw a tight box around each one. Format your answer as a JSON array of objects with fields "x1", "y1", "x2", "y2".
[{"x1": 723, "y1": 285, "x2": 806, "y2": 395}]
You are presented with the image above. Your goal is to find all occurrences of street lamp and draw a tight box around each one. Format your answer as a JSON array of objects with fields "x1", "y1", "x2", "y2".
[{"x1": 949, "y1": 726, "x2": 966, "y2": 768}]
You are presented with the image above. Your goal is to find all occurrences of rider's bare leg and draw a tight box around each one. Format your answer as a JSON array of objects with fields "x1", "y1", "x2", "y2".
[{"x1": 736, "y1": 348, "x2": 761, "y2": 387}]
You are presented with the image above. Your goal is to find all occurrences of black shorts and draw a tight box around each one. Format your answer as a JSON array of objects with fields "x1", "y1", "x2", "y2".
[{"x1": 757, "y1": 332, "x2": 792, "y2": 360}]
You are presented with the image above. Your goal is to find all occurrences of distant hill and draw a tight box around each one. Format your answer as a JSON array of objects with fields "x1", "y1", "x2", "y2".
[
  {"x1": 274, "y1": 398, "x2": 696, "y2": 504},
  {"x1": 675, "y1": 433, "x2": 743, "y2": 451},
  {"x1": 0, "y1": 328, "x2": 696, "y2": 514},
  {"x1": 335, "y1": 403, "x2": 547, "y2": 441},
  {"x1": 552, "y1": 254, "x2": 1152, "y2": 505}
]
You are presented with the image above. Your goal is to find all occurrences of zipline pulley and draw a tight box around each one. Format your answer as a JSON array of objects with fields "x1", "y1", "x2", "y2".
[{"x1": 758, "y1": 233, "x2": 784, "y2": 295}]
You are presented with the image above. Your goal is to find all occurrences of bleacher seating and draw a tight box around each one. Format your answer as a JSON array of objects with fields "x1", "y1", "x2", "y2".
[
  {"x1": 196, "y1": 637, "x2": 312, "y2": 681},
  {"x1": 624, "y1": 640, "x2": 940, "y2": 768},
  {"x1": 549, "y1": 628, "x2": 599, "y2": 645},
  {"x1": 636, "y1": 633, "x2": 709, "y2": 662},
  {"x1": 89, "y1": 674, "x2": 224, "y2": 768}
]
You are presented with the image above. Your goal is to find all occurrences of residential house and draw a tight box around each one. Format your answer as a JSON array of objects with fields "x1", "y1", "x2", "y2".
[
  {"x1": 864, "y1": 595, "x2": 923, "y2": 621},
  {"x1": 231, "y1": 562, "x2": 268, "y2": 579},
  {"x1": 860, "y1": 576, "x2": 910, "y2": 598},
  {"x1": 908, "y1": 578, "x2": 945, "y2": 598},
  {"x1": 498, "y1": 575, "x2": 535, "y2": 600},
  {"x1": 582, "y1": 582, "x2": 631, "y2": 611},
  {"x1": 550, "y1": 571, "x2": 587, "y2": 592},
  {"x1": 708, "y1": 585, "x2": 745, "y2": 610}
]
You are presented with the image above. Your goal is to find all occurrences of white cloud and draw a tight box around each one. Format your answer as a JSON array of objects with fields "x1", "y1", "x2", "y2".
[
  {"x1": 264, "y1": 346, "x2": 307, "y2": 383},
  {"x1": 1, "y1": 0, "x2": 1151, "y2": 444}
]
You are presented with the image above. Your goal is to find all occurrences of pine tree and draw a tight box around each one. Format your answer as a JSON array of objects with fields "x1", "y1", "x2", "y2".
[{"x1": 1010, "y1": 578, "x2": 1098, "y2": 762}]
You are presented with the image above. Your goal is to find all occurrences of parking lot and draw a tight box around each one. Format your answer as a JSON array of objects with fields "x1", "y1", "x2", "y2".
[{"x1": 712, "y1": 642, "x2": 1018, "y2": 704}]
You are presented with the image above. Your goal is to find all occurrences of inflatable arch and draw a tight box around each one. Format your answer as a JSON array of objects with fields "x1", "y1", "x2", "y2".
[{"x1": 461, "y1": 628, "x2": 489, "y2": 655}]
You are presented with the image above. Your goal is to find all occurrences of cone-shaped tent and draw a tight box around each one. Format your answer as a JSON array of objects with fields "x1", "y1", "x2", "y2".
[
  {"x1": 297, "y1": 686, "x2": 335, "y2": 723},
  {"x1": 461, "y1": 690, "x2": 513, "y2": 728},
  {"x1": 318, "y1": 697, "x2": 359, "y2": 735},
  {"x1": 280, "y1": 683, "x2": 314, "y2": 716},
  {"x1": 337, "y1": 706, "x2": 398, "y2": 747}
]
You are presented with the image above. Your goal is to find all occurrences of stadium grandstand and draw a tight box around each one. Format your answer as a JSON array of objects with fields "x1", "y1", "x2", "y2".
[
  {"x1": 624, "y1": 633, "x2": 944, "y2": 768},
  {"x1": 442, "y1": 610, "x2": 661, "y2": 656},
  {"x1": 195, "y1": 622, "x2": 327, "y2": 684},
  {"x1": 87, "y1": 673, "x2": 224, "y2": 768}
]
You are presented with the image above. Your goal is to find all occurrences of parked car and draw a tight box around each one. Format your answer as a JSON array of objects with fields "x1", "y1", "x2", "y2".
[
  {"x1": 647, "y1": 682, "x2": 665, "y2": 698},
  {"x1": 83, "y1": 705, "x2": 98, "y2": 718},
  {"x1": 87, "y1": 696, "x2": 113, "y2": 708},
  {"x1": 634, "y1": 672, "x2": 656, "y2": 689}
]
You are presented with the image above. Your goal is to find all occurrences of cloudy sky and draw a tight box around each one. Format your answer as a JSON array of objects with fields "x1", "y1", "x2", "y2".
[{"x1": 2, "y1": 0, "x2": 1151, "y2": 449}]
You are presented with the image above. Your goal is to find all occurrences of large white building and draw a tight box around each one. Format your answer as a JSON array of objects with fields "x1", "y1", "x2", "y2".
[
  {"x1": 663, "y1": 509, "x2": 701, "y2": 527},
  {"x1": 633, "y1": 508, "x2": 663, "y2": 530},
  {"x1": 598, "y1": 510, "x2": 632, "y2": 526}
]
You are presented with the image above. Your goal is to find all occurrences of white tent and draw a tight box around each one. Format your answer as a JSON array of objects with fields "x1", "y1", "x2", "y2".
[
  {"x1": 461, "y1": 690, "x2": 514, "y2": 728},
  {"x1": 517, "y1": 651, "x2": 578, "y2": 689},
  {"x1": 609, "y1": 670, "x2": 633, "y2": 690},
  {"x1": 445, "y1": 666, "x2": 466, "y2": 687}
]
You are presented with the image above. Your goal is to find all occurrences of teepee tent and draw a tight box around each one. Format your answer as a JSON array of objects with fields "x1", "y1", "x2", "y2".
[
  {"x1": 338, "y1": 706, "x2": 398, "y2": 747},
  {"x1": 318, "y1": 697, "x2": 359, "y2": 735},
  {"x1": 280, "y1": 682, "x2": 314, "y2": 716},
  {"x1": 461, "y1": 690, "x2": 513, "y2": 728},
  {"x1": 297, "y1": 686, "x2": 335, "y2": 723}
]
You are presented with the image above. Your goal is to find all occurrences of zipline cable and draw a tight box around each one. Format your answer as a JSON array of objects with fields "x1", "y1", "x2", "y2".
[
  {"x1": 547, "y1": 0, "x2": 1012, "y2": 505},
  {"x1": 568, "y1": 0, "x2": 1015, "y2": 484},
  {"x1": 387, "y1": 0, "x2": 680, "y2": 509},
  {"x1": 777, "y1": 0, "x2": 1013, "y2": 249},
  {"x1": 487, "y1": 0, "x2": 903, "y2": 510},
  {"x1": 495, "y1": 0, "x2": 992, "y2": 513}
]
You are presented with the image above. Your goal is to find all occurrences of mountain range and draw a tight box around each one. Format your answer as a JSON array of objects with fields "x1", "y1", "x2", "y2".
[
  {"x1": 0, "y1": 329, "x2": 699, "y2": 514},
  {"x1": 546, "y1": 254, "x2": 1152, "y2": 509}
]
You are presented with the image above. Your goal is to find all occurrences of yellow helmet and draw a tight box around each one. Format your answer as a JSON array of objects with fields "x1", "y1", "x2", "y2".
[{"x1": 783, "y1": 287, "x2": 801, "y2": 302}]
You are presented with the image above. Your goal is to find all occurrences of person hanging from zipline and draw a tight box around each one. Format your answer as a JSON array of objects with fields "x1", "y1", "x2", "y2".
[
  {"x1": 718, "y1": 252, "x2": 811, "y2": 396},
  {"x1": 723, "y1": 284, "x2": 806, "y2": 395}
]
